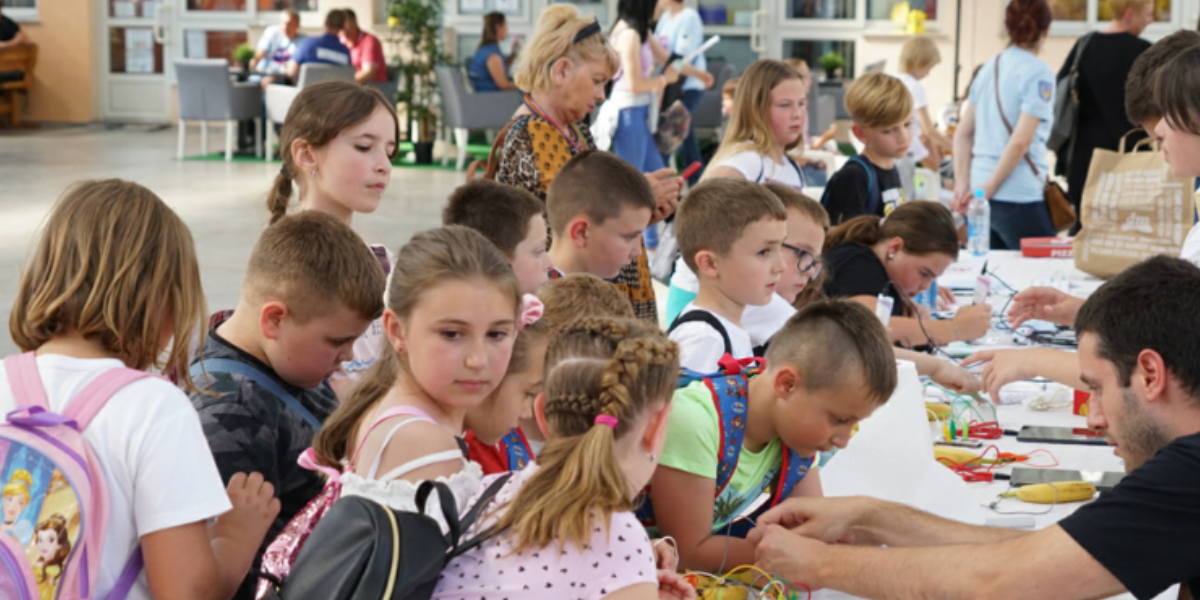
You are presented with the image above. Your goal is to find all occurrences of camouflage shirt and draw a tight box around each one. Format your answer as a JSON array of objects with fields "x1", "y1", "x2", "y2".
[{"x1": 188, "y1": 324, "x2": 337, "y2": 600}]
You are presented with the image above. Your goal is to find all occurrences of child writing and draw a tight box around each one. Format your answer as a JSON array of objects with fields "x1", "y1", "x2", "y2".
[
  {"x1": 268, "y1": 80, "x2": 400, "y2": 385},
  {"x1": 821, "y1": 72, "x2": 913, "y2": 225},
  {"x1": 669, "y1": 178, "x2": 787, "y2": 371},
  {"x1": 892, "y1": 36, "x2": 953, "y2": 170},
  {"x1": 311, "y1": 225, "x2": 521, "y2": 528},
  {"x1": 647, "y1": 300, "x2": 898, "y2": 572},
  {"x1": 4, "y1": 179, "x2": 279, "y2": 600},
  {"x1": 432, "y1": 317, "x2": 692, "y2": 600},
  {"x1": 822, "y1": 201, "x2": 990, "y2": 348}
]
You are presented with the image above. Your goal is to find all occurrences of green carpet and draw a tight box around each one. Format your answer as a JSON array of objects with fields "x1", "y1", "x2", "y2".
[{"x1": 180, "y1": 141, "x2": 496, "y2": 170}]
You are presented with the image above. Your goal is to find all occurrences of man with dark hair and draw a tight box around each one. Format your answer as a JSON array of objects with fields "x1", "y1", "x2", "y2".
[
  {"x1": 0, "y1": 0, "x2": 29, "y2": 50},
  {"x1": 339, "y1": 8, "x2": 387, "y2": 84},
  {"x1": 750, "y1": 255, "x2": 1200, "y2": 600},
  {"x1": 287, "y1": 8, "x2": 350, "y2": 80}
]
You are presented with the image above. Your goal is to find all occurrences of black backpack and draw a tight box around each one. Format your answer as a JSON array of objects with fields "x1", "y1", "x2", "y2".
[{"x1": 260, "y1": 474, "x2": 511, "y2": 600}]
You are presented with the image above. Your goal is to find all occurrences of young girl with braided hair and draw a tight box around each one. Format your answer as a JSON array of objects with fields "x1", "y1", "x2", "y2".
[{"x1": 432, "y1": 317, "x2": 695, "y2": 600}]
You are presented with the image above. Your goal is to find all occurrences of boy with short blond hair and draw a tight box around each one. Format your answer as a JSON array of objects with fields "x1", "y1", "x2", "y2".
[
  {"x1": 546, "y1": 150, "x2": 657, "y2": 320},
  {"x1": 189, "y1": 211, "x2": 385, "y2": 600},
  {"x1": 821, "y1": 72, "x2": 913, "y2": 224},
  {"x1": 646, "y1": 299, "x2": 898, "y2": 572},
  {"x1": 443, "y1": 178, "x2": 551, "y2": 294},
  {"x1": 670, "y1": 178, "x2": 787, "y2": 372}
]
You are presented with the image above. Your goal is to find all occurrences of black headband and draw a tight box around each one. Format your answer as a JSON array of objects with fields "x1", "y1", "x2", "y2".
[{"x1": 573, "y1": 18, "x2": 601, "y2": 44}]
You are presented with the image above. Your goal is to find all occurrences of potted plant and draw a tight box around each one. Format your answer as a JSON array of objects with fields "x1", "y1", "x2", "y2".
[
  {"x1": 818, "y1": 50, "x2": 845, "y2": 81},
  {"x1": 389, "y1": 0, "x2": 447, "y2": 164},
  {"x1": 231, "y1": 42, "x2": 255, "y2": 75}
]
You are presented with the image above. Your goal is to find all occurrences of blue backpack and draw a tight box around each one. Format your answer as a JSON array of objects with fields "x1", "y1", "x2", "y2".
[{"x1": 636, "y1": 355, "x2": 815, "y2": 538}]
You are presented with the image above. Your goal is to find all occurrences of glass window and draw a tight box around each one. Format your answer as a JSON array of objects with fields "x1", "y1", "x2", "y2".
[
  {"x1": 787, "y1": 0, "x2": 855, "y2": 21},
  {"x1": 784, "y1": 39, "x2": 855, "y2": 80},
  {"x1": 868, "y1": 0, "x2": 937, "y2": 20},
  {"x1": 706, "y1": 36, "x2": 757, "y2": 72},
  {"x1": 1051, "y1": 0, "x2": 1087, "y2": 21},
  {"x1": 1096, "y1": 0, "x2": 1169, "y2": 21},
  {"x1": 3, "y1": 0, "x2": 35, "y2": 7},
  {"x1": 186, "y1": 0, "x2": 248, "y2": 12},
  {"x1": 109, "y1": 0, "x2": 157, "y2": 18},
  {"x1": 183, "y1": 29, "x2": 248, "y2": 60},
  {"x1": 109, "y1": 26, "x2": 164, "y2": 74},
  {"x1": 697, "y1": 0, "x2": 758, "y2": 26}
]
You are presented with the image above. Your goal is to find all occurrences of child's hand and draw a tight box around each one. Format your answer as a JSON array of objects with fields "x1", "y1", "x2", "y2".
[
  {"x1": 653, "y1": 538, "x2": 679, "y2": 572},
  {"x1": 930, "y1": 361, "x2": 982, "y2": 395},
  {"x1": 656, "y1": 570, "x2": 696, "y2": 599},
  {"x1": 952, "y1": 304, "x2": 991, "y2": 341},
  {"x1": 215, "y1": 472, "x2": 280, "y2": 551},
  {"x1": 937, "y1": 286, "x2": 956, "y2": 310}
]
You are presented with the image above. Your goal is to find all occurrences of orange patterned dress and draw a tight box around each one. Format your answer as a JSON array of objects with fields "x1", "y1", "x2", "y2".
[{"x1": 495, "y1": 113, "x2": 658, "y2": 323}]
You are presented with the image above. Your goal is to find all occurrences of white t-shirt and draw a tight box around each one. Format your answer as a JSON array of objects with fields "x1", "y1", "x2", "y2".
[
  {"x1": 742, "y1": 294, "x2": 797, "y2": 349},
  {"x1": 717, "y1": 147, "x2": 805, "y2": 190},
  {"x1": 1182, "y1": 222, "x2": 1200, "y2": 268},
  {"x1": 669, "y1": 305, "x2": 754, "y2": 372},
  {"x1": 891, "y1": 72, "x2": 929, "y2": 162},
  {"x1": 0, "y1": 355, "x2": 231, "y2": 600}
]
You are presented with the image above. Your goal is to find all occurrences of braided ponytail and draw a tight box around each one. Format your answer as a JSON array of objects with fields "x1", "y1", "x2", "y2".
[
  {"x1": 493, "y1": 317, "x2": 679, "y2": 554},
  {"x1": 268, "y1": 167, "x2": 294, "y2": 225}
]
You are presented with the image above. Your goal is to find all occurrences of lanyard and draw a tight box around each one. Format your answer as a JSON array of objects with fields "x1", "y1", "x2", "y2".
[{"x1": 523, "y1": 94, "x2": 583, "y2": 153}]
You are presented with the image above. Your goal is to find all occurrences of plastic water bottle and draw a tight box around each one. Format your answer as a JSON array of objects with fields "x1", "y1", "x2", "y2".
[{"x1": 968, "y1": 189, "x2": 990, "y2": 257}]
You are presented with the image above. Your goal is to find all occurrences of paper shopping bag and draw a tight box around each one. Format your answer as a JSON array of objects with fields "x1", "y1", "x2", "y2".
[{"x1": 1075, "y1": 136, "x2": 1194, "y2": 278}]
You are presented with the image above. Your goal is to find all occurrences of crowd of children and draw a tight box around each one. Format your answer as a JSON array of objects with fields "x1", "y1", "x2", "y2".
[{"x1": 11, "y1": 5, "x2": 1200, "y2": 597}]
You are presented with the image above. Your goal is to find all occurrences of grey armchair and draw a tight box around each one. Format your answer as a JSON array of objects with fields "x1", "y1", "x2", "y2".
[
  {"x1": 691, "y1": 61, "x2": 737, "y2": 131},
  {"x1": 175, "y1": 59, "x2": 263, "y2": 161},
  {"x1": 264, "y1": 64, "x2": 356, "y2": 158},
  {"x1": 434, "y1": 65, "x2": 523, "y2": 171}
]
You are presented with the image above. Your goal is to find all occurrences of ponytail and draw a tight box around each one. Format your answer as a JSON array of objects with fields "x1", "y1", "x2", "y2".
[
  {"x1": 268, "y1": 167, "x2": 294, "y2": 225},
  {"x1": 823, "y1": 201, "x2": 958, "y2": 260},
  {"x1": 312, "y1": 348, "x2": 399, "y2": 468},
  {"x1": 492, "y1": 317, "x2": 678, "y2": 554}
]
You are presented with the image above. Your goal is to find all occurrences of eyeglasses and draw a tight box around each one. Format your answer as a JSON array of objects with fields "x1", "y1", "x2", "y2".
[{"x1": 782, "y1": 243, "x2": 823, "y2": 278}]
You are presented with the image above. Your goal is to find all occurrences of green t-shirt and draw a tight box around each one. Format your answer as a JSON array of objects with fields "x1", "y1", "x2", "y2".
[{"x1": 658, "y1": 381, "x2": 784, "y2": 532}]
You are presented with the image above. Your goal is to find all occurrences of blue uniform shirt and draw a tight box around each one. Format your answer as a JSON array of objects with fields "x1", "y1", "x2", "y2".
[
  {"x1": 293, "y1": 33, "x2": 351, "y2": 67},
  {"x1": 967, "y1": 46, "x2": 1055, "y2": 203}
]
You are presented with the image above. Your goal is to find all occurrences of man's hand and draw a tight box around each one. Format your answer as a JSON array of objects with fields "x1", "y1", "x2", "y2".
[
  {"x1": 755, "y1": 525, "x2": 830, "y2": 590},
  {"x1": 753, "y1": 497, "x2": 874, "y2": 544},
  {"x1": 961, "y1": 349, "x2": 1036, "y2": 399},
  {"x1": 645, "y1": 168, "x2": 684, "y2": 224},
  {"x1": 930, "y1": 361, "x2": 982, "y2": 395},
  {"x1": 1007, "y1": 286, "x2": 1084, "y2": 328}
]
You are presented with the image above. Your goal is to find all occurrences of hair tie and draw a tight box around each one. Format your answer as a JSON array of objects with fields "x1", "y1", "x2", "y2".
[
  {"x1": 279, "y1": 164, "x2": 290, "y2": 178},
  {"x1": 518, "y1": 294, "x2": 544, "y2": 331},
  {"x1": 594, "y1": 415, "x2": 618, "y2": 430}
]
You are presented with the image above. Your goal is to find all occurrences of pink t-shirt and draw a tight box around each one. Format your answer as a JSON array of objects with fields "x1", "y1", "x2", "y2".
[
  {"x1": 432, "y1": 465, "x2": 658, "y2": 600},
  {"x1": 340, "y1": 31, "x2": 388, "y2": 82}
]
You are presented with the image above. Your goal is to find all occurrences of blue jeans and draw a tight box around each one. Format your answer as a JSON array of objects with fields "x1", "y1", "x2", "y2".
[
  {"x1": 990, "y1": 199, "x2": 1056, "y2": 250},
  {"x1": 614, "y1": 105, "x2": 666, "y2": 247},
  {"x1": 662, "y1": 89, "x2": 706, "y2": 187}
]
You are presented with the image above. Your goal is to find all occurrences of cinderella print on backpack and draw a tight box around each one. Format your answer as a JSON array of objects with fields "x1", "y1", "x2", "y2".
[{"x1": 0, "y1": 353, "x2": 147, "y2": 600}]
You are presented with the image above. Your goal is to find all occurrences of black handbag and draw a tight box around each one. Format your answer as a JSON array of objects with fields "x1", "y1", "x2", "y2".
[{"x1": 261, "y1": 474, "x2": 511, "y2": 600}]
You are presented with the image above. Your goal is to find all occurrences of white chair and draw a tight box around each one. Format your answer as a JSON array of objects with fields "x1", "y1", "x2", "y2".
[
  {"x1": 175, "y1": 59, "x2": 263, "y2": 161},
  {"x1": 264, "y1": 64, "x2": 356, "y2": 158}
]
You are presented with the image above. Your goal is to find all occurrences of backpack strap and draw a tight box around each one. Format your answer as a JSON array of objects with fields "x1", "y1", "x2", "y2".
[
  {"x1": 103, "y1": 548, "x2": 144, "y2": 600},
  {"x1": 66, "y1": 369, "x2": 155, "y2": 431},
  {"x1": 448, "y1": 472, "x2": 514, "y2": 560},
  {"x1": 706, "y1": 370, "x2": 753, "y2": 497},
  {"x1": 3, "y1": 353, "x2": 51, "y2": 411},
  {"x1": 190, "y1": 358, "x2": 321, "y2": 429},
  {"x1": 846, "y1": 156, "x2": 880, "y2": 216},
  {"x1": 500, "y1": 428, "x2": 532, "y2": 472},
  {"x1": 668, "y1": 310, "x2": 733, "y2": 357},
  {"x1": 787, "y1": 156, "x2": 806, "y2": 189}
]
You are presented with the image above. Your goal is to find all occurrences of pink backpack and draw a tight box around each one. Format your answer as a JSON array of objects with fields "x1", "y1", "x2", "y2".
[
  {"x1": 0, "y1": 352, "x2": 146, "y2": 600},
  {"x1": 256, "y1": 405, "x2": 436, "y2": 598}
]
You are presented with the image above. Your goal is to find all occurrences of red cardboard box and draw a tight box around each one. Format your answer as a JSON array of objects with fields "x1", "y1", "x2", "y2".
[
  {"x1": 1074, "y1": 389, "x2": 1090, "y2": 416},
  {"x1": 1021, "y1": 237, "x2": 1074, "y2": 258}
]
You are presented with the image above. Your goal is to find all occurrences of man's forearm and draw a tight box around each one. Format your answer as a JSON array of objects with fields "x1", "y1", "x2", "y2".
[
  {"x1": 817, "y1": 542, "x2": 1006, "y2": 600},
  {"x1": 857, "y1": 498, "x2": 1026, "y2": 547}
]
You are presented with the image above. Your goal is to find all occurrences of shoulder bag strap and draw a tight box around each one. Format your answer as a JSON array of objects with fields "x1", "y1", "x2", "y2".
[
  {"x1": 190, "y1": 358, "x2": 321, "y2": 428},
  {"x1": 466, "y1": 117, "x2": 518, "y2": 181},
  {"x1": 993, "y1": 54, "x2": 1042, "y2": 179}
]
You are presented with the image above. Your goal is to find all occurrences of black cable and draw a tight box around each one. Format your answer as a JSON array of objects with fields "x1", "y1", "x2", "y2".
[{"x1": 882, "y1": 280, "x2": 954, "y2": 360}]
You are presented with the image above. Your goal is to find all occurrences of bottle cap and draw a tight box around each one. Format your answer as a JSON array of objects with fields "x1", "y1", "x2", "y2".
[{"x1": 974, "y1": 189, "x2": 985, "y2": 198}]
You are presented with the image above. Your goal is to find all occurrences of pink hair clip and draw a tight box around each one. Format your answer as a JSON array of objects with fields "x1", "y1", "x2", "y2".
[
  {"x1": 594, "y1": 415, "x2": 619, "y2": 430},
  {"x1": 518, "y1": 294, "x2": 544, "y2": 331}
]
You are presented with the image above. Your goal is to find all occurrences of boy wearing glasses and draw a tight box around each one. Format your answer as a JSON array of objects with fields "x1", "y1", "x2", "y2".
[{"x1": 669, "y1": 179, "x2": 788, "y2": 372}]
